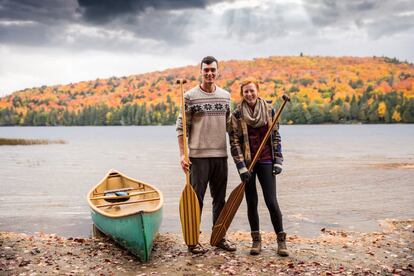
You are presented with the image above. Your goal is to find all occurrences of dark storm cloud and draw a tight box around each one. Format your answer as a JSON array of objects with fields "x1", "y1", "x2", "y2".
[
  {"x1": 0, "y1": 0, "x2": 228, "y2": 48},
  {"x1": 0, "y1": 0, "x2": 79, "y2": 24},
  {"x1": 0, "y1": 0, "x2": 76, "y2": 47},
  {"x1": 1, "y1": 0, "x2": 413, "y2": 49},
  {"x1": 0, "y1": 0, "x2": 221, "y2": 23},
  {"x1": 0, "y1": 0, "x2": 79, "y2": 47},
  {"x1": 77, "y1": 0, "x2": 212, "y2": 24},
  {"x1": 75, "y1": 0, "x2": 228, "y2": 45}
]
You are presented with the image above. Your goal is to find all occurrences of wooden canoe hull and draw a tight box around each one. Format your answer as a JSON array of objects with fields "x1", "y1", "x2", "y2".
[
  {"x1": 90, "y1": 207, "x2": 162, "y2": 262},
  {"x1": 87, "y1": 170, "x2": 163, "y2": 262}
]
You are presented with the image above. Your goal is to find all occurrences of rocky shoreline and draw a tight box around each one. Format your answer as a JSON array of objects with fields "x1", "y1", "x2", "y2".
[{"x1": 1, "y1": 219, "x2": 413, "y2": 275}]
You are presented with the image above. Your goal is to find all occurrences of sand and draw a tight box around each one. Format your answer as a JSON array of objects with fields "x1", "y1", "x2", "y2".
[{"x1": 1, "y1": 219, "x2": 413, "y2": 275}]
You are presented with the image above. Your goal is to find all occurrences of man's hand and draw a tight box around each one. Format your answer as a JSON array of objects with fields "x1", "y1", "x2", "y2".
[
  {"x1": 180, "y1": 155, "x2": 192, "y2": 173},
  {"x1": 272, "y1": 163, "x2": 282, "y2": 175},
  {"x1": 178, "y1": 135, "x2": 191, "y2": 173},
  {"x1": 240, "y1": 171, "x2": 251, "y2": 182}
]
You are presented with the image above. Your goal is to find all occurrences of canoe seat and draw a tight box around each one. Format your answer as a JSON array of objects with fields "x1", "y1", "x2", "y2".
[{"x1": 103, "y1": 191, "x2": 130, "y2": 203}]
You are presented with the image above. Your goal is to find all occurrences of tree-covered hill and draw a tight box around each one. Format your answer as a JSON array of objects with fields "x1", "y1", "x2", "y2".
[{"x1": 1, "y1": 55, "x2": 413, "y2": 125}]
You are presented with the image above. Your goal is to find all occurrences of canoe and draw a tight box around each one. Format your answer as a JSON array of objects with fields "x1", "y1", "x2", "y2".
[{"x1": 87, "y1": 170, "x2": 163, "y2": 262}]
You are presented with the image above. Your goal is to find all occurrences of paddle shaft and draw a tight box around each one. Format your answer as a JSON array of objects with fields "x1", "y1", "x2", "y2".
[{"x1": 180, "y1": 80, "x2": 191, "y2": 185}]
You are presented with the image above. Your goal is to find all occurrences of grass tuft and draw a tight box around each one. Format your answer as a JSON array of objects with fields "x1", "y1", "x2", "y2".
[{"x1": 0, "y1": 138, "x2": 67, "y2": 145}]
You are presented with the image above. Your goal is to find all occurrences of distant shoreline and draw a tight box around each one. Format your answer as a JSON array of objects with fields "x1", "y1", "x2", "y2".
[
  {"x1": 1, "y1": 122, "x2": 413, "y2": 127},
  {"x1": 0, "y1": 138, "x2": 66, "y2": 145}
]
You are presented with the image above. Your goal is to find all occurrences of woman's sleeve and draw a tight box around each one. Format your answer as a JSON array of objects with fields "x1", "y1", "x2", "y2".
[
  {"x1": 272, "y1": 109, "x2": 283, "y2": 165},
  {"x1": 229, "y1": 111, "x2": 248, "y2": 174}
]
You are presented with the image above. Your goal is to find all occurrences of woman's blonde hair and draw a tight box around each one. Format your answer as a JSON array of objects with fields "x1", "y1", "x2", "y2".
[{"x1": 240, "y1": 78, "x2": 260, "y2": 97}]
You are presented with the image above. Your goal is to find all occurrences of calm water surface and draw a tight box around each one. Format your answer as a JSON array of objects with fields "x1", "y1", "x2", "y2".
[{"x1": 0, "y1": 125, "x2": 413, "y2": 237}]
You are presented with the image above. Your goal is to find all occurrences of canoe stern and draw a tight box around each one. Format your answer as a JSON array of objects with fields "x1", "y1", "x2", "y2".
[{"x1": 90, "y1": 207, "x2": 163, "y2": 262}]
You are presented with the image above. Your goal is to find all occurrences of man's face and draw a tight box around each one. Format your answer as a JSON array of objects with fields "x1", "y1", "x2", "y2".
[{"x1": 201, "y1": 62, "x2": 218, "y2": 85}]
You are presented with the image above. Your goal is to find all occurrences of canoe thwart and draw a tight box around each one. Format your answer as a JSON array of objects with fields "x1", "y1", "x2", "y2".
[
  {"x1": 96, "y1": 197, "x2": 161, "y2": 208},
  {"x1": 102, "y1": 187, "x2": 134, "y2": 194},
  {"x1": 93, "y1": 187, "x2": 144, "y2": 196},
  {"x1": 91, "y1": 190, "x2": 157, "y2": 200}
]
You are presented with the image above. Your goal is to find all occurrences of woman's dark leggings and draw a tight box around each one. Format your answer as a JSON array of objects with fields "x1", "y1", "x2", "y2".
[{"x1": 245, "y1": 163, "x2": 284, "y2": 233}]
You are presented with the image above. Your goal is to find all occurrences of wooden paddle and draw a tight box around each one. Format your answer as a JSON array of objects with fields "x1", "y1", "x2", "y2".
[
  {"x1": 177, "y1": 79, "x2": 201, "y2": 246},
  {"x1": 210, "y1": 94, "x2": 290, "y2": 246}
]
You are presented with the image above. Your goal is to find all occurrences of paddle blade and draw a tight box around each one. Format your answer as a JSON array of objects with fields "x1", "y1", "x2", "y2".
[
  {"x1": 210, "y1": 182, "x2": 245, "y2": 246},
  {"x1": 179, "y1": 184, "x2": 201, "y2": 246}
]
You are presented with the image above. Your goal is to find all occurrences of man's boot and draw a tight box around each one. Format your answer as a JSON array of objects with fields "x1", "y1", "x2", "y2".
[
  {"x1": 188, "y1": 244, "x2": 208, "y2": 254},
  {"x1": 277, "y1": 231, "x2": 289, "y2": 257},
  {"x1": 216, "y1": 238, "x2": 236, "y2": 252},
  {"x1": 250, "y1": 231, "x2": 261, "y2": 255}
]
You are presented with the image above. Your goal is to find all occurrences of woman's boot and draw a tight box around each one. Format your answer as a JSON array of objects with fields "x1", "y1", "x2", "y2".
[
  {"x1": 277, "y1": 231, "x2": 289, "y2": 257},
  {"x1": 250, "y1": 231, "x2": 261, "y2": 255}
]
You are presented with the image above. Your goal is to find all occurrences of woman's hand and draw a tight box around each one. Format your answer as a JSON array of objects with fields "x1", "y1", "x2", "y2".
[
  {"x1": 272, "y1": 164, "x2": 282, "y2": 175},
  {"x1": 240, "y1": 171, "x2": 251, "y2": 182}
]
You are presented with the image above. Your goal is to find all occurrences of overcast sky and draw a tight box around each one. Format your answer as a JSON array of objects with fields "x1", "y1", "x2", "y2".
[{"x1": 0, "y1": 0, "x2": 413, "y2": 96}]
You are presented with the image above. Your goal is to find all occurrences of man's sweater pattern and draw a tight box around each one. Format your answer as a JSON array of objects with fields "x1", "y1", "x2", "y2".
[{"x1": 176, "y1": 85, "x2": 230, "y2": 158}]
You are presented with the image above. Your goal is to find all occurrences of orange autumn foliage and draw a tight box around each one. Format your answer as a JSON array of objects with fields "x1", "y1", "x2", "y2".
[{"x1": 1, "y1": 56, "x2": 413, "y2": 114}]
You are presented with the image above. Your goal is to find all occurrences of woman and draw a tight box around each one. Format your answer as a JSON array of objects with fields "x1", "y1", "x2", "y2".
[{"x1": 229, "y1": 79, "x2": 288, "y2": 256}]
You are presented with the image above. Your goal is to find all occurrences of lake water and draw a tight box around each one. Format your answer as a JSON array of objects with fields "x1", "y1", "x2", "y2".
[{"x1": 0, "y1": 125, "x2": 413, "y2": 238}]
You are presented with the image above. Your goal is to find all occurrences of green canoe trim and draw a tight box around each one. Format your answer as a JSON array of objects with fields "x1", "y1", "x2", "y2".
[{"x1": 91, "y1": 206, "x2": 163, "y2": 262}]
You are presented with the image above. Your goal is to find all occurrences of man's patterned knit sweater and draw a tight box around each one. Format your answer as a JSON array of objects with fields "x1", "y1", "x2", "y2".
[{"x1": 176, "y1": 85, "x2": 231, "y2": 158}]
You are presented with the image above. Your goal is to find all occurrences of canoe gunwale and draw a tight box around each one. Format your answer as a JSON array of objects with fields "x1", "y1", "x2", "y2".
[{"x1": 87, "y1": 169, "x2": 164, "y2": 218}]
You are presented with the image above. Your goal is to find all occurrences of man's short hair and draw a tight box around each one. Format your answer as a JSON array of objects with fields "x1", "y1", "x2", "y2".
[{"x1": 201, "y1": 56, "x2": 218, "y2": 69}]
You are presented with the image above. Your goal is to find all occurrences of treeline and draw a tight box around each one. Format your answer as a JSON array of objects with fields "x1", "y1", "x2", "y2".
[
  {"x1": 0, "y1": 90, "x2": 413, "y2": 126},
  {"x1": 276, "y1": 90, "x2": 414, "y2": 124},
  {"x1": 0, "y1": 102, "x2": 179, "y2": 126}
]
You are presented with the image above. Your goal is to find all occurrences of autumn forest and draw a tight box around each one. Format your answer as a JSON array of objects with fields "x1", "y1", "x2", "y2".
[{"x1": 0, "y1": 56, "x2": 413, "y2": 126}]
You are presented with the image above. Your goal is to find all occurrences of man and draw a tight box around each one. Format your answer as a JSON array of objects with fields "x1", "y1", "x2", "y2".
[{"x1": 176, "y1": 56, "x2": 236, "y2": 254}]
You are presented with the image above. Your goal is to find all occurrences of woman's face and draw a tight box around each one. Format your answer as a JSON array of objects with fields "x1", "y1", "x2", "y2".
[{"x1": 242, "y1": 83, "x2": 258, "y2": 107}]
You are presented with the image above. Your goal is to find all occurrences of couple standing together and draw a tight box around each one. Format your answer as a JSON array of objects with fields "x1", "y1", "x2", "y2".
[{"x1": 176, "y1": 56, "x2": 288, "y2": 257}]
